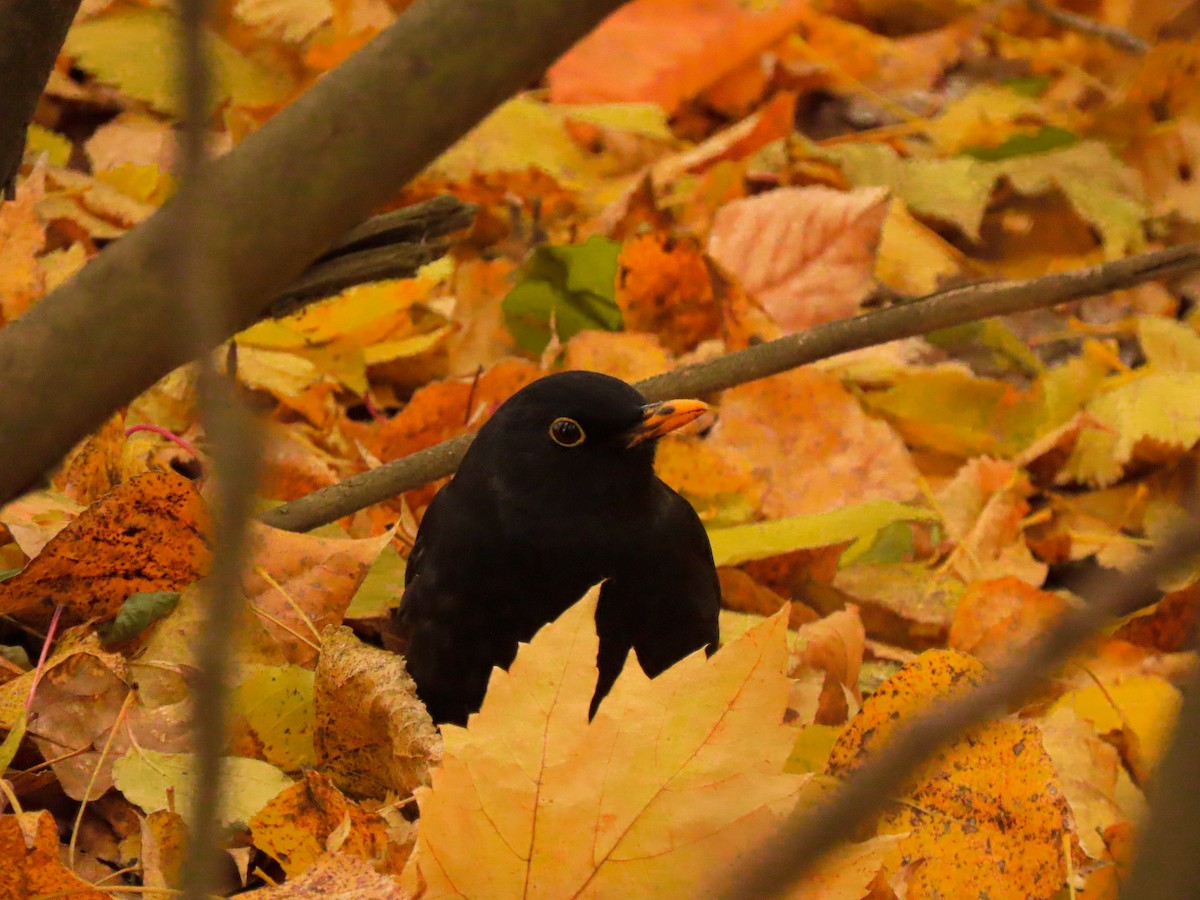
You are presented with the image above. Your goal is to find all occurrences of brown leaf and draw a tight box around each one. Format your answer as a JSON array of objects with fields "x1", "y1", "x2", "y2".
[
  {"x1": 948, "y1": 577, "x2": 1069, "y2": 667},
  {"x1": 0, "y1": 471, "x2": 211, "y2": 625},
  {"x1": 52, "y1": 412, "x2": 129, "y2": 505},
  {"x1": 614, "y1": 231, "x2": 720, "y2": 353},
  {"x1": 239, "y1": 852, "x2": 411, "y2": 899},
  {"x1": 937, "y1": 458, "x2": 1047, "y2": 586},
  {"x1": 250, "y1": 770, "x2": 391, "y2": 878},
  {"x1": 790, "y1": 606, "x2": 865, "y2": 725},
  {"x1": 314, "y1": 626, "x2": 442, "y2": 799},
  {"x1": 241, "y1": 523, "x2": 392, "y2": 667}
]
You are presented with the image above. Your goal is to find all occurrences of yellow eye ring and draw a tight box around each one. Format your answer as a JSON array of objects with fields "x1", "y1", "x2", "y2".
[{"x1": 549, "y1": 417, "x2": 586, "y2": 447}]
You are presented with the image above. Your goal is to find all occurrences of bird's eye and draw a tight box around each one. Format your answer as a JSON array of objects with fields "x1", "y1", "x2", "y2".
[{"x1": 549, "y1": 417, "x2": 586, "y2": 447}]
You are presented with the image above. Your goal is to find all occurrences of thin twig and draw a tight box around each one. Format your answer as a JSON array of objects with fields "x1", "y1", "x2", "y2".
[
  {"x1": 172, "y1": 3, "x2": 264, "y2": 900},
  {"x1": 258, "y1": 241, "x2": 1200, "y2": 533},
  {"x1": 719, "y1": 508, "x2": 1200, "y2": 897},
  {"x1": 1025, "y1": 0, "x2": 1149, "y2": 54}
]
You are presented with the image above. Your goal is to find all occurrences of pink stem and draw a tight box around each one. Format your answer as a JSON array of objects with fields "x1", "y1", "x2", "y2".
[
  {"x1": 124, "y1": 424, "x2": 203, "y2": 461},
  {"x1": 26, "y1": 603, "x2": 65, "y2": 712}
]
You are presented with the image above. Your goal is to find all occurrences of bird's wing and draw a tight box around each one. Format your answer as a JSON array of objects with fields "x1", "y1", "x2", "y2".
[
  {"x1": 402, "y1": 485, "x2": 448, "y2": 588},
  {"x1": 594, "y1": 482, "x2": 721, "y2": 708}
]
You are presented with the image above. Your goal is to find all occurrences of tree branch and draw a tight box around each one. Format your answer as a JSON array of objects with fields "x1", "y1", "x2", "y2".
[
  {"x1": 0, "y1": 0, "x2": 82, "y2": 197},
  {"x1": 0, "y1": 0, "x2": 630, "y2": 508},
  {"x1": 1025, "y1": 0, "x2": 1149, "y2": 54},
  {"x1": 258, "y1": 241, "x2": 1200, "y2": 532}
]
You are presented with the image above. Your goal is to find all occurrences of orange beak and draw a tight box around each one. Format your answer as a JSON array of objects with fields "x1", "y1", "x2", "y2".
[{"x1": 624, "y1": 399, "x2": 709, "y2": 447}]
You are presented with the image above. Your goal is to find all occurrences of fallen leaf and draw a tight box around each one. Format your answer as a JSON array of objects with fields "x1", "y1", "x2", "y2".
[
  {"x1": 314, "y1": 626, "x2": 442, "y2": 798},
  {"x1": 406, "y1": 590, "x2": 806, "y2": 896},
  {"x1": 709, "y1": 368, "x2": 922, "y2": 518},
  {"x1": 0, "y1": 471, "x2": 211, "y2": 625},
  {"x1": 707, "y1": 185, "x2": 890, "y2": 331},
  {"x1": 250, "y1": 770, "x2": 390, "y2": 877},
  {"x1": 239, "y1": 852, "x2": 410, "y2": 898},
  {"x1": 0, "y1": 811, "x2": 107, "y2": 899},
  {"x1": 549, "y1": 0, "x2": 809, "y2": 114},
  {"x1": 113, "y1": 750, "x2": 294, "y2": 828},
  {"x1": 829, "y1": 650, "x2": 1076, "y2": 900},
  {"x1": 948, "y1": 577, "x2": 1069, "y2": 667}
]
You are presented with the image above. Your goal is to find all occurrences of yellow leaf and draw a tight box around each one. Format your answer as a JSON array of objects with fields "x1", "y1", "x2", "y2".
[
  {"x1": 408, "y1": 589, "x2": 806, "y2": 896},
  {"x1": 230, "y1": 665, "x2": 316, "y2": 772},
  {"x1": 875, "y1": 199, "x2": 966, "y2": 295},
  {"x1": 249, "y1": 770, "x2": 388, "y2": 878},
  {"x1": 1139, "y1": 315, "x2": 1200, "y2": 373},
  {"x1": 558, "y1": 102, "x2": 674, "y2": 140},
  {"x1": 24, "y1": 124, "x2": 72, "y2": 167},
  {"x1": 234, "y1": 345, "x2": 322, "y2": 398},
  {"x1": 1051, "y1": 674, "x2": 1182, "y2": 782},
  {"x1": 1061, "y1": 373, "x2": 1200, "y2": 486},
  {"x1": 707, "y1": 499, "x2": 938, "y2": 566},
  {"x1": 830, "y1": 650, "x2": 1075, "y2": 900},
  {"x1": 113, "y1": 750, "x2": 293, "y2": 828},
  {"x1": 65, "y1": 8, "x2": 293, "y2": 114},
  {"x1": 234, "y1": 0, "x2": 333, "y2": 43},
  {"x1": 363, "y1": 325, "x2": 455, "y2": 366},
  {"x1": 431, "y1": 95, "x2": 609, "y2": 190}
]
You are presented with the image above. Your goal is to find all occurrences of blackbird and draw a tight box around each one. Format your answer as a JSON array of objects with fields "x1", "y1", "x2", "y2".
[{"x1": 395, "y1": 370, "x2": 721, "y2": 725}]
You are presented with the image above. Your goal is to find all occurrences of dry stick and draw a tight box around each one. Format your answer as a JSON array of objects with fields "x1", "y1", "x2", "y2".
[
  {"x1": 1121, "y1": 650, "x2": 1200, "y2": 899},
  {"x1": 1025, "y1": 0, "x2": 1149, "y2": 54},
  {"x1": 721, "y1": 511, "x2": 1200, "y2": 899},
  {"x1": 170, "y1": 3, "x2": 264, "y2": 900},
  {"x1": 259, "y1": 241, "x2": 1200, "y2": 533}
]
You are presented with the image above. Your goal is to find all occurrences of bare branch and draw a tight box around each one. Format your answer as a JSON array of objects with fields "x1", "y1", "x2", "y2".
[
  {"x1": 169, "y1": 3, "x2": 263, "y2": 898},
  {"x1": 258, "y1": 241, "x2": 1200, "y2": 532},
  {"x1": 1025, "y1": 0, "x2": 1149, "y2": 54}
]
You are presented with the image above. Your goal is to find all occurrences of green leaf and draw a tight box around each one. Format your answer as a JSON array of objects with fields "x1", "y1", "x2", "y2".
[
  {"x1": 707, "y1": 500, "x2": 939, "y2": 567},
  {"x1": 785, "y1": 723, "x2": 841, "y2": 775},
  {"x1": 0, "y1": 711, "x2": 27, "y2": 774},
  {"x1": 503, "y1": 237, "x2": 623, "y2": 353},
  {"x1": 113, "y1": 750, "x2": 292, "y2": 828},
  {"x1": 962, "y1": 125, "x2": 1079, "y2": 162},
  {"x1": 99, "y1": 591, "x2": 180, "y2": 645},
  {"x1": 1003, "y1": 76, "x2": 1051, "y2": 98},
  {"x1": 928, "y1": 319, "x2": 1045, "y2": 377},
  {"x1": 0, "y1": 569, "x2": 20, "y2": 583},
  {"x1": 346, "y1": 543, "x2": 406, "y2": 618},
  {"x1": 0, "y1": 645, "x2": 30, "y2": 670}
]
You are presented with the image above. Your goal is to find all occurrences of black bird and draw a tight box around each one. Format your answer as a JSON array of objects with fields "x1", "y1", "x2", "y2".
[{"x1": 395, "y1": 370, "x2": 721, "y2": 725}]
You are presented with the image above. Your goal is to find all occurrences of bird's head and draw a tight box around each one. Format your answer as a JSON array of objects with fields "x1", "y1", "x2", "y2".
[{"x1": 461, "y1": 371, "x2": 708, "y2": 509}]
